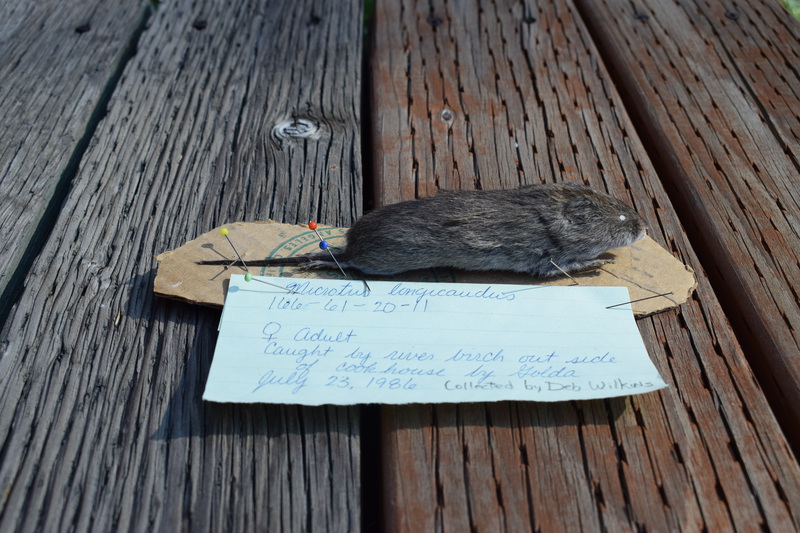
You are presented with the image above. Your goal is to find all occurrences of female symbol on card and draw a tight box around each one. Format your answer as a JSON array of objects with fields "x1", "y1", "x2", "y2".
[{"x1": 262, "y1": 321, "x2": 281, "y2": 342}]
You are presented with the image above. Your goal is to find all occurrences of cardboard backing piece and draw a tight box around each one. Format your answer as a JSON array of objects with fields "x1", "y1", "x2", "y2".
[{"x1": 154, "y1": 221, "x2": 696, "y2": 317}]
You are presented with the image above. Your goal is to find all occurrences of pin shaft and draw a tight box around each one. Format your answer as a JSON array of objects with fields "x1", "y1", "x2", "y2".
[
  {"x1": 244, "y1": 273, "x2": 299, "y2": 294},
  {"x1": 606, "y1": 292, "x2": 674, "y2": 309},
  {"x1": 220, "y1": 228, "x2": 249, "y2": 271},
  {"x1": 309, "y1": 223, "x2": 350, "y2": 279},
  {"x1": 549, "y1": 259, "x2": 579, "y2": 285}
]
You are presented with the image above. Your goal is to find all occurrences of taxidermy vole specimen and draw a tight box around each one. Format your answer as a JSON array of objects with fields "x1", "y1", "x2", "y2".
[{"x1": 200, "y1": 182, "x2": 646, "y2": 277}]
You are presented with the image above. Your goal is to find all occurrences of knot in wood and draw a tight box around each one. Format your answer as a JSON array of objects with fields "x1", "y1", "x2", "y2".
[
  {"x1": 273, "y1": 118, "x2": 321, "y2": 141},
  {"x1": 439, "y1": 109, "x2": 455, "y2": 124}
]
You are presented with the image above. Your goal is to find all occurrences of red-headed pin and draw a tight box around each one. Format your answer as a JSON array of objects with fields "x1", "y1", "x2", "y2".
[{"x1": 308, "y1": 221, "x2": 348, "y2": 279}]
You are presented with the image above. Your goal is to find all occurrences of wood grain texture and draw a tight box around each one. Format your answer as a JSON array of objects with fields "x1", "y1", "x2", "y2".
[
  {"x1": 574, "y1": 0, "x2": 800, "y2": 444},
  {"x1": 0, "y1": 0, "x2": 149, "y2": 319},
  {"x1": 0, "y1": 0, "x2": 362, "y2": 531},
  {"x1": 371, "y1": 0, "x2": 800, "y2": 530}
]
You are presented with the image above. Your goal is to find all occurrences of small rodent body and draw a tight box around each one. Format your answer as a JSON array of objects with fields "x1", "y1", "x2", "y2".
[
  {"x1": 201, "y1": 183, "x2": 647, "y2": 277},
  {"x1": 315, "y1": 182, "x2": 646, "y2": 277}
]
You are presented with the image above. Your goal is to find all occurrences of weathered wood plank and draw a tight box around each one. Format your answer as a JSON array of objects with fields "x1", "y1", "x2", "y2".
[
  {"x1": 0, "y1": 0, "x2": 150, "y2": 321},
  {"x1": 371, "y1": 0, "x2": 800, "y2": 530},
  {"x1": 0, "y1": 0, "x2": 362, "y2": 531},
  {"x1": 574, "y1": 0, "x2": 800, "y2": 445}
]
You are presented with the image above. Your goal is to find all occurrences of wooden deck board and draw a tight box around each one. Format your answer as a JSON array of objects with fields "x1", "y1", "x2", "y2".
[
  {"x1": 1, "y1": 0, "x2": 799, "y2": 529},
  {"x1": 370, "y1": 0, "x2": 800, "y2": 530},
  {"x1": 0, "y1": 0, "x2": 149, "y2": 319},
  {"x1": 0, "y1": 1, "x2": 363, "y2": 530},
  {"x1": 575, "y1": 0, "x2": 800, "y2": 445}
]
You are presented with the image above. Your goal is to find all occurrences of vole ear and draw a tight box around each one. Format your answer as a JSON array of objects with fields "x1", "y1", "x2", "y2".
[{"x1": 562, "y1": 197, "x2": 594, "y2": 225}]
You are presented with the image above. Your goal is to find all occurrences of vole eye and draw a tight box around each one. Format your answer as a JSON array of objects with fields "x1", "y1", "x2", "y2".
[{"x1": 618, "y1": 215, "x2": 627, "y2": 221}]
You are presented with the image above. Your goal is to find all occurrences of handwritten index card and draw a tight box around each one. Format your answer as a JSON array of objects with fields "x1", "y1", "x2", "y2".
[{"x1": 203, "y1": 276, "x2": 667, "y2": 404}]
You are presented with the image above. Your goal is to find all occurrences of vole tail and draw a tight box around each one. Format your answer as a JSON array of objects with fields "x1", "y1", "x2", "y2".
[{"x1": 196, "y1": 252, "x2": 333, "y2": 267}]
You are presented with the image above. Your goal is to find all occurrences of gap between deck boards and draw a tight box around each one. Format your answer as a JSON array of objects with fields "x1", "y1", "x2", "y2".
[{"x1": 358, "y1": 11, "x2": 383, "y2": 528}]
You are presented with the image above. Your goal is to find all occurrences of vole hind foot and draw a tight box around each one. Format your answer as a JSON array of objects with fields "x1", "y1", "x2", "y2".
[
  {"x1": 571, "y1": 258, "x2": 615, "y2": 276},
  {"x1": 586, "y1": 258, "x2": 615, "y2": 269}
]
